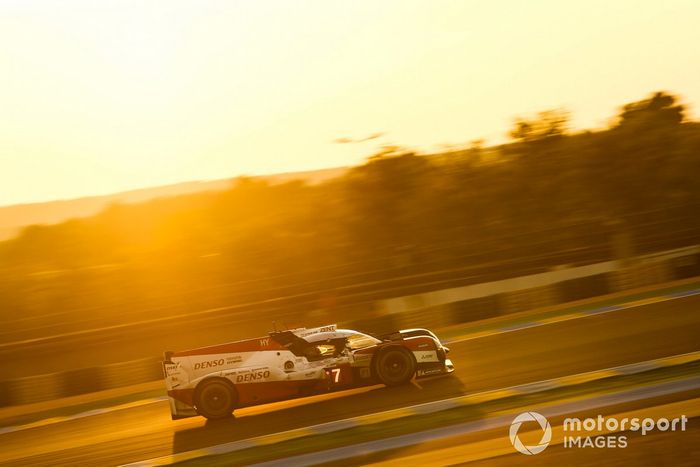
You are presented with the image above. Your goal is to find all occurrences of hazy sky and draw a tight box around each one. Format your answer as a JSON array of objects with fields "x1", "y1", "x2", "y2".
[{"x1": 1, "y1": 0, "x2": 699, "y2": 205}]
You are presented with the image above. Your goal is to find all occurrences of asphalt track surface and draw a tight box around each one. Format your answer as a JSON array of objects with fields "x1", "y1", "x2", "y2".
[
  {"x1": 268, "y1": 381, "x2": 700, "y2": 466},
  {"x1": 2, "y1": 294, "x2": 700, "y2": 466}
]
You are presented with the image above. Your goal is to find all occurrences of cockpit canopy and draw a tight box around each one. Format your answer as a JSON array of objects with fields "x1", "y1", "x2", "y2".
[
  {"x1": 305, "y1": 329, "x2": 381, "y2": 350},
  {"x1": 270, "y1": 326, "x2": 381, "y2": 360}
]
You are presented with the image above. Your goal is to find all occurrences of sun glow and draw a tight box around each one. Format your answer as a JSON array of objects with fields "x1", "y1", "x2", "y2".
[{"x1": 1, "y1": 0, "x2": 700, "y2": 205}]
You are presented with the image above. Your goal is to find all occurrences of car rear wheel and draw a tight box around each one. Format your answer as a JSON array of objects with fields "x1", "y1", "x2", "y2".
[
  {"x1": 375, "y1": 347, "x2": 416, "y2": 386},
  {"x1": 195, "y1": 379, "x2": 236, "y2": 420}
]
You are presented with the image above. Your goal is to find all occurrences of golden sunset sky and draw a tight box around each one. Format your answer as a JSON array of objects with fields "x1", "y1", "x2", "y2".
[{"x1": 1, "y1": 0, "x2": 699, "y2": 205}]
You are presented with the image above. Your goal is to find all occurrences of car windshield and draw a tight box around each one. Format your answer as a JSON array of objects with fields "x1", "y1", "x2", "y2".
[{"x1": 346, "y1": 332, "x2": 380, "y2": 350}]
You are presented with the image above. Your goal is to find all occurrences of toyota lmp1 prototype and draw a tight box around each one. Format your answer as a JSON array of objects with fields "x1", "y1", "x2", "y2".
[{"x1": 163, "y1": 324, "x2": 454, "y2": 420}]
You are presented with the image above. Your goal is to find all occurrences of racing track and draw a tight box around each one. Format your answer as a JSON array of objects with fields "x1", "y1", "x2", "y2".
[{"x1": 2, "y1": 294, "x2": 700, "y2": 466}]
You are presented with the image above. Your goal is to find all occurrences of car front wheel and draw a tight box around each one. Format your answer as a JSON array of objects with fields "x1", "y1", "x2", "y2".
[{"x1": 375, "y1": 347, "x2": 416, "y2": 386}]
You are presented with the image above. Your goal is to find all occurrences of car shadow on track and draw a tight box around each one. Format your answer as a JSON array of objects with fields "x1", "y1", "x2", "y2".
[{"x1": 172, "y1": 374, "x2": 467, "y2": 454}]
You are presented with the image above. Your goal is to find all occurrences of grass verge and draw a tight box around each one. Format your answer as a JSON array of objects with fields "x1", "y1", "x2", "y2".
[{"x1": 0, "y1": 388, "x2": 165, "y2": 429}]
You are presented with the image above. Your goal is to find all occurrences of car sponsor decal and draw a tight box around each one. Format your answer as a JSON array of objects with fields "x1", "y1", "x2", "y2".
[
  {"x1": 413, "y1": 350, "x2": 439, "y2": 362},
  {"x1": 223, "y1": 366, "x2": 273, "y2": 383},
  {"x1": 226, "y1": 355, "x2": 243, "y2": 365},
  {"x1": 235, "y1": 369, "x2": 271, "y2": 383},
  {"x1": 163, "y1": 361, "x2": 181, "y2": 377},
  {"x1": 416, "y1": 367, "x2": 444, "y2": 376},
  {"x1": 193, "y1": 358, "x2": 225, "y2": 370}
]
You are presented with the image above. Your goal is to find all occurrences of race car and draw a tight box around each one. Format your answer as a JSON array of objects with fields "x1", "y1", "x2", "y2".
[{"x1": 162, "y1": 324, "x2": 454, "y2": 420}]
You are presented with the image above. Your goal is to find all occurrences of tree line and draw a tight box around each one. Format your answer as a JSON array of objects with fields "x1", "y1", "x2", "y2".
[{"x1": 0, "y1": 91, "x2": 698, "y2": 334}]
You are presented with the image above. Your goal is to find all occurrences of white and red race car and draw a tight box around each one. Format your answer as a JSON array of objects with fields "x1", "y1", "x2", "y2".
[{"x1": 163, "y1": 324, "x2": 454, "y2": 420}]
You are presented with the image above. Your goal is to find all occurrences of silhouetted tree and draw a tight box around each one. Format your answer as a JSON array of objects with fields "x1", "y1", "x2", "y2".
[
  {"x1": 509, "y1": 109, "x2": 570, "y2": 142},
  {"x1": 617, "y1": 91, "x2": 684, "y2": 129}
]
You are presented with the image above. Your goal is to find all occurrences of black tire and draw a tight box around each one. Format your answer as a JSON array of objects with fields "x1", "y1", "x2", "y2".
[
  {"x1": 195, "y1": 378, "x2": 236, "y2": 420},
  {"x1": 374, "y1": 346, "x2": 416, "y2": 386}
]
